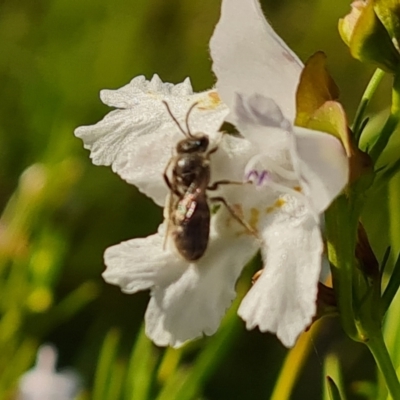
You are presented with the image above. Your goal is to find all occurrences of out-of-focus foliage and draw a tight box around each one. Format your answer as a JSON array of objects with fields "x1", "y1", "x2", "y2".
[{"x1": 1, "y1": 0, "x2": 399, "y2": 398}]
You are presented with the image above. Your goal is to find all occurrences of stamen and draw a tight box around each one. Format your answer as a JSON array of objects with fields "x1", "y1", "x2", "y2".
[
  {"x1": 246, "y1": 155, "x2": 297, "y2": 181},
  {"x1": 249, "y1": 207, "x2": 260, "y2": 230},
  {"x1": 266, "y1": 198, "x2": 286, "y2": 214},
  {"x1": 246, "y1": 169, "x2": 270, "y2": 186},
  {"x1": 252, "y1": 270, "x2": 263, "y2": 284},
  {"x1": 208, "y1": 91, "x2": 221, "y2": 104},
  {"x1": 263, "y1": 180, "x2": 306, "y2": 203}
]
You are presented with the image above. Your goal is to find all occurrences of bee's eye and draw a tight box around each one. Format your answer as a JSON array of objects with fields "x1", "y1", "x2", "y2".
[
  {"x1": 177, "y1": 136, "x2": 209, "y2": 153},
  {"x1": 198, "y1": 137, "x2": 209, "y2": 149}
]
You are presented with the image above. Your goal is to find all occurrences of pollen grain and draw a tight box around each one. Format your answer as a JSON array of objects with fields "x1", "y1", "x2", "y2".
[{"x1": 198, "y1": 91, "x2": 221, "y2": 110}]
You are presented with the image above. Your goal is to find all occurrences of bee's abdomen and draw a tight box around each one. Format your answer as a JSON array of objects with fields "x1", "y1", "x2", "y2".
[{"x1": 173, "y1": 199, "x2": 210, "y2": 261}]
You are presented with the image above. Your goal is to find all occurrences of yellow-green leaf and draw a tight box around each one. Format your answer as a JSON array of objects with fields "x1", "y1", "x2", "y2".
[
  {"x1": 374, "y1": 0, "x2": 400, "y2": 47},
  {"x1": 295, "y1": 52, "x2": 339, "y2": 128},
  {"x1": 339, "y1": 1, "x2": 400, "y2": 72}
]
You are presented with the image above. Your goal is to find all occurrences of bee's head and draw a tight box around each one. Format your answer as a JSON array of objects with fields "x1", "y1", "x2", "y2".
[{"x1": 176, "y1": 135, "x2": 209, "y2": 154}]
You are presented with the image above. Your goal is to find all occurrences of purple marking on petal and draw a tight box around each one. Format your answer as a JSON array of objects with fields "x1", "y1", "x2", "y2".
[{"x1": 246, "y1": 170, "x2": 271, "y2": 186}]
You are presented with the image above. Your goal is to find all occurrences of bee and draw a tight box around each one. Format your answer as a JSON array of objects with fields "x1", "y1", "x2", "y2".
[{"x1": 162, "y1": 101, "x2": 255, "y2": 261}]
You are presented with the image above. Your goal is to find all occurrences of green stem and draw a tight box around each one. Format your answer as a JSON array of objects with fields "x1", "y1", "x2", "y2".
[
  {"x1": 370, "y1": 73, "x2": 400, "y2": 162},
  {"x1": 382, "y1": 254, "x2": 400, "y2": 315},
  {"x1": 325, "y1": 195, "x2": 360, "y2": 341},
  {"x1": 353, "y1": 69, "x2": 385, "y2": 142},
  {"x1": 367, "y1": 334, "x2": 400, "y2": 400},
  {"x1": 369, "y1": 114, "x2": 399, "y2": 162}
]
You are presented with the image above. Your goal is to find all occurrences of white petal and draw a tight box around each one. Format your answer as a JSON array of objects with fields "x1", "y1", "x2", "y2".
[
  {"x1": 18, "y1": 345, "x2": 79, "y2": 400},
  {"x1": 103, "y1": 227, "x2": 187, "y2": 293},
  {"x1": 233, "y1": 93, "x2": 292, "y2": 164},
  {"x1": 210, "y1": 0, "x2": 303, "y2": 122},
  {"x1": 233, "y1": 93, "x2": 349, "y2": 215},
  {"x1": 211, "y1": 133, "x2": 257, "y2": 184},
  {"x1": 292, "y1": 126, "x2": 349, "y2": 214},
  {"x1": 104, "y1": 205, "x2": 259, "y2": 348},
  {"x1": 145, "y1": 225, "x2": 257, "y2": 348},
  {"x1": 99, "y1": 75, "x2": 192, "y2": 108},
  {"x1": 238, "y1": 196, "x2": 323, "y2": 347},
  {"x1": 75, "y1": 76, "x2": 228, "y2": 206}
]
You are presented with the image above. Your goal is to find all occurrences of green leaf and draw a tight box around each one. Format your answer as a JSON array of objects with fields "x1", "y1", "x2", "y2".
[
  {"x1": 125, "y1": 325, "x2": 157, "y2": 400},
  {"x1": 382, "y1": 252, "x2": 400, "y2": 314},
  {"x1": 323, "y1": 352, "x2": 347, "y2": 400},
  {"x1": 369, "y1": 72, "x2": 400, "y2": 162},
  {"x1": 326, "y1": 377, "x2": 343, "y2": 400},
  {"x1": 352, "y1": 380, "x2": 378, "y2": 399},
  {"x1": 294, "y1": 53, "x2": 349, "y2": 150},
  {"x1": 93, "y1": 329, "x2": 121, "y2": 400},
  {"x1": 295, "y1": 51, "x2": 339, "y2": 128},
  {"x1": 380, "y1": 246, "x2": 392, "y2": 279},
  {"x1": 295, "y1": 51, "x2": 373, "y2": 182}
]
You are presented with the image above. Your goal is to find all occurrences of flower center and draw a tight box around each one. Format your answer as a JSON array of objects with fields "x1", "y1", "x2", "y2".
[{"x1": 245, "y1": 155, "x2": 305, "y2": 202}]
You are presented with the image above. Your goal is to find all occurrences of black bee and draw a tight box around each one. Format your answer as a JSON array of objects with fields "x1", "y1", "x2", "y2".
[{"x1": 163, "y1": 101, "x2": 254, "y2": 261}]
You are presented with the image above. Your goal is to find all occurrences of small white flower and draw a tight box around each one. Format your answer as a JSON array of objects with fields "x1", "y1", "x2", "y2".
[
  {"x1": 18, "y1": 344, "x2": 80, "y2": 400},
  {"x1": 75, "y1": 0, "x2": 349, "y2": 347}
]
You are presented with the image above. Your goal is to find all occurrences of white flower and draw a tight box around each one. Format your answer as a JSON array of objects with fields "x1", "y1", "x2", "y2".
[
  {"x1": 76, "y1": 78, "x2": 259, "y2": 347},
  {"x1": 74, "y1": 0, "x2": 349, "y2": 347},
  {"x1": 210, "y1": 0, "x2": 348, "y2": 346},
  {"x1": 18, "y1": 344, "x2": 80, "y2": 400}
]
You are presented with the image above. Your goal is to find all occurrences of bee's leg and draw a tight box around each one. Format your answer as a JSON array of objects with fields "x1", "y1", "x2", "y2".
[
  {"x1": 209, "y1": 196, "x2": 259, "y2": 238},
  {"x1": 163, "y1": 158, "x2": 181, "y2": 197},
  {"x1": 163, "y1": 159, "x2": 181, "y2": 252},
  {"x1": 206, "y1": 131, "x2": 225, "y2": 156},
  {"x1": 207, "y1": 144, "x2": 219, "y2": 157},
  {"x1": 163, "y1": 193, "x2": 175, "y2": 251},
  {"x1": 207, "y1": 180, "x2": 249, "y2": 191}
]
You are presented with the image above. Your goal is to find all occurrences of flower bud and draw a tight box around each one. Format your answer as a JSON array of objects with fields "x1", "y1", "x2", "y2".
[{"x1": 339, "y1": 1, "x2": 400, "y2": 72}]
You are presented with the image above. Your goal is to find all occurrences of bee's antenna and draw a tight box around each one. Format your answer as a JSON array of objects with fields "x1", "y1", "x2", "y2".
[
  {"x1": 185, "y1": 102, "x2": 199, "y2": 138},
  {"x1": 162, "y1": 101, "x2": 188, "y2": 137}
]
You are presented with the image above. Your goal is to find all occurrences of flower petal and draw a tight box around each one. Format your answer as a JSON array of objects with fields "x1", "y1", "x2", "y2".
[
  {"x1": 103, "y1": 226, "x2": 187, "y2": 293},
  {"x1": 238, "y1": 196, "x2": 323, "y2": 347},
  {"x1": 75, "y1": 75, "x2": 228, "y2": 206},
  {"x1": 212, "y1": 133, "x2": 257, "y2": 184},
  {"x1": 210, "y1": 0, "x2": 303, "y2": 122},
  {"x1": 145, "y1": 219, "x2": 258, "y2": 347},
  {"x1": 233, "y1": 93, "x2": 292, "y2": 163},
  {"x1": 292, "y1": 126, "x2": 349, "y2": 214},
  {"x1": 233, "y1": 93, "x2": 348, "y2": 215},
  {"x1": 18, "y1": 345, "x2": 80, "y2": 400},
  {"x1": 100, "y1": 75, "x2": 193, "y2": 109}
]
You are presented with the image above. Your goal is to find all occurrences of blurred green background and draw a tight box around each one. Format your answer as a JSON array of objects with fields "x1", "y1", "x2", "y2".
[{"x1": 0, "y1": 0, "x2": 399, "y2": 398}]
